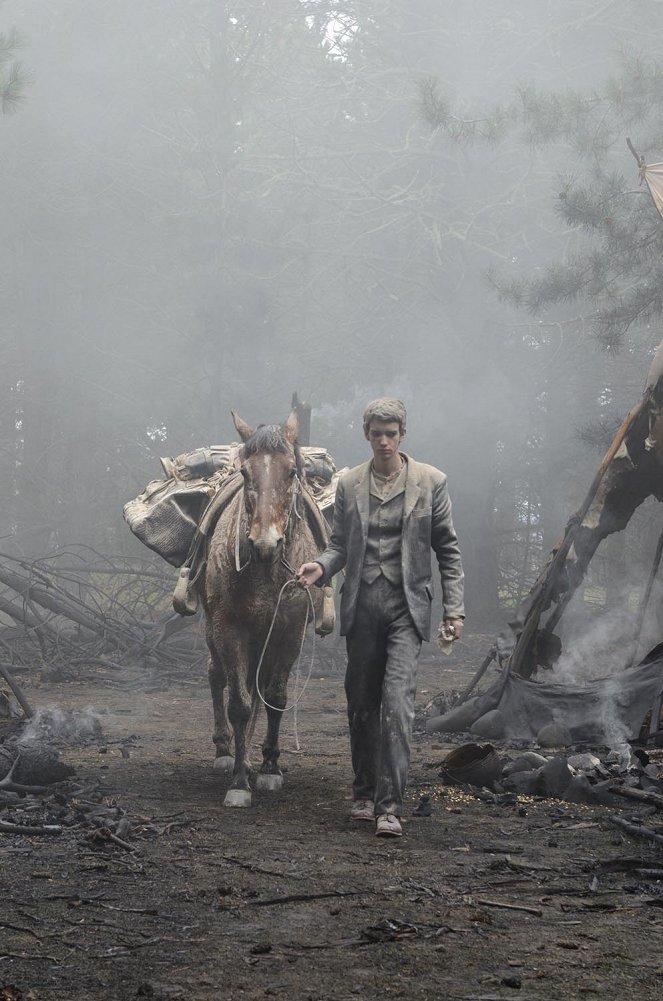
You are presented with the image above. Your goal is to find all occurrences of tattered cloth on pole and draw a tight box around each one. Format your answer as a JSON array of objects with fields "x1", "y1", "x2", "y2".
[
  {"x1": 642, "y1": 162, "x2": 663, "y2": 220},
  {"x1": 427, "y1": 646, "x2": 663, "y2": 743},
  {"x1": 427, "y1": 339, "x2": 663, "y2": 743}
]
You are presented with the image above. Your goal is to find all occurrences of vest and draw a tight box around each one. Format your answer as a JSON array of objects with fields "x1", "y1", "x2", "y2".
[{"x1": 361, "y1": 466, "x2": 406, "y2": 586}]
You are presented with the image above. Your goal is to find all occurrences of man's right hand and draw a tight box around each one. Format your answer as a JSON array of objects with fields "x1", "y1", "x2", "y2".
[{"x1": 296, "y1": 562, "x2": 324, "y2": 587}]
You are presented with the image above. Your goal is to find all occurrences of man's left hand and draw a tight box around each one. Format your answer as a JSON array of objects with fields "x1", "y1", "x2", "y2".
[{"x1": 438, "y1": 618, "x2": 464, "y2": 642}]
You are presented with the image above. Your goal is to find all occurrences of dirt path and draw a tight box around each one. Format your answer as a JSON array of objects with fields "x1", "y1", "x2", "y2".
[{"x1": 1, "y1": 646, "x2": 662, "y2": 1001}]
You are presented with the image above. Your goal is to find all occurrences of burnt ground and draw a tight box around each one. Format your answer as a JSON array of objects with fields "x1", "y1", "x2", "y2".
[{"x1": 1, "y1": 633, "x2": 663, "y2": 1001}]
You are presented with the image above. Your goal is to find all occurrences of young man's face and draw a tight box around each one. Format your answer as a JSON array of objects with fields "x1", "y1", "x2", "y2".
[{"x1": 366, "y1": 420, "x2": 403, "y2": 463}]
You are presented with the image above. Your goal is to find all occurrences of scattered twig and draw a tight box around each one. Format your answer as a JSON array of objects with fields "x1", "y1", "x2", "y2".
[
  {"x1": 88, "y1": 827, "x2": 137, "y2": 852},
  {"x1": 0, "y1": 919, "x2": 42, "y2": 938},
  {"x1": 404, "y1": 879, "x2": 439, "y2": 898},
  {"x1": 249, "y1": 890, "x2": 361, "y2": 907},
  {"x1": 219, "y1": 854, "x2": 301, "y2": 880},
  {"x1": 0, "y1": 952, "x2": 61, "y2": 964}
]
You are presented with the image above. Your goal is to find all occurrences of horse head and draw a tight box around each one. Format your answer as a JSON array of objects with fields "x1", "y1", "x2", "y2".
[{"x1": 231, "y1": 410, "x2": 303, "y2": 564}]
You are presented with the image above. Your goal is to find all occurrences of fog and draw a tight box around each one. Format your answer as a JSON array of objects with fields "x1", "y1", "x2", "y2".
[{"x1": 2, "y1": 0, "x2": 663, "y2": 636}]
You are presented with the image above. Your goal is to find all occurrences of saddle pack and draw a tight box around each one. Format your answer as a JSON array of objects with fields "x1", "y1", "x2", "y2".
[{"x1": 123, "y1": 444, "x2": 340, "y2": 632}]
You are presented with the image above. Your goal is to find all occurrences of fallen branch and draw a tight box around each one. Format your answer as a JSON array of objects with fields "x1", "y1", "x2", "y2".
[
  {"x1": 475, "y1": 898, "x2": 543, "y2": 916},
  {"x1": 456, "y1": 646, "x2": 497, "y2": 704},
  {"x1": 0, "y1": 754, "x2": 50, "y2": 794},
  {"x1": 608, "y1": 815, "x2": 663, "y2": 846},
  {"x1": 0, "y1": 662, "x2": 34, "y2": 718},
  {"x1": 0, "y1": 820, "x2": 62, "y2": 835},
  {"x1": 608, "y1": 785, "x2": 663, "y2": 810}
]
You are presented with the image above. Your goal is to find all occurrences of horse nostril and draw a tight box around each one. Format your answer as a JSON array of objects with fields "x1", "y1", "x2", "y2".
[{"x1": 250, "y1": 534, "x2": 284, "y2": 562}]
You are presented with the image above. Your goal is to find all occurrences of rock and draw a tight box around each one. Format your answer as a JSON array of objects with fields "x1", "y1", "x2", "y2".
[
  {"x1": 536, "y1": 756, "x2": 574, "y2": 798},
  {"x1": 567, "y1": 752, "x2": 601, "y2": 771},
  {"x1": 470, "y1": 709, "x2": 505, "y2": 739},
  {"x1": 502, "y1": 769, "x2": 540, "y2": 796},
  {"x1": 426, "y1": 690, "x2": 500, "y2": 734},
  {"x1": 587, "y1": 779, "x2": 625, "y2": 807},
  {"x1": 537, "y1": 723, "x2": 573, "y2": 748},
  {"x1": 503, "y1": 752, "x2": 548, "y2": 776},
  {"x1": 561, "y1": 773, "x2": 597, "y2": 805},
  {"x1": 425, "y1": 698, "x2": 483, "y2": 734}
]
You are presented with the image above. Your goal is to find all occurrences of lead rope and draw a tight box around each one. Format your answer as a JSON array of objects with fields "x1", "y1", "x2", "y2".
[{"x1": 254, "y1": 577, "x2": 316, "y2": 751}]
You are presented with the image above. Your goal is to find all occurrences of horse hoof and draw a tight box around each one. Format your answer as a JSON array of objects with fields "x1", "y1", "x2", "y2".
[
  {"x1": 213, "y1": 755, "x2": 234, "y2": 774},
  {"x1": 255, "y1": 773, "x2": 283, "y2": 792},
  {"x1": 224, "y1": 789, "x2": 252, "y2": 808}
]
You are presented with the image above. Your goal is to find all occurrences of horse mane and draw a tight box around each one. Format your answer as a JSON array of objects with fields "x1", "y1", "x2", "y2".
[{"x1": 240, "y1": 424, "x2": 304, "y2": 477}]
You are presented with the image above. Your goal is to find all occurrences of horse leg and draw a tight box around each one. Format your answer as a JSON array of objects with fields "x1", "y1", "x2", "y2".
[
  {"x1": 255, "y1": 659, "x2": 289, "y2": 793},
  {"x1": 222, "y1": 635, "x2": 254, "y2": 808},
  {"x1": 207, "y1": 641, "x2": 233, "y2": 774}
]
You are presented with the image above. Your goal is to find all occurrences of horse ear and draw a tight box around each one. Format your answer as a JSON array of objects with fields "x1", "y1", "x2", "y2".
[
  {"x1": 282, "y1": 410, "x2": 299, "y2": 445},
  {"x1": 231, "y1": 411, "x2": 255, "y2": 443}
]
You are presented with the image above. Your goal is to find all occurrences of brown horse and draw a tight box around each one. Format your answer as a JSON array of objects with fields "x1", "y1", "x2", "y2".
[{"x1": 201, "y1": 410, "x2": 323, "y2": 807}]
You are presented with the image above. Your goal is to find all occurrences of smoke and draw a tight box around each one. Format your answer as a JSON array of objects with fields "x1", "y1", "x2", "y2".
[
  {"x1": 554, "y1": 607, "x2": 635, "y2": 685},
  {"x1": 552, "y1": 600, "x2": 652, "y2": 753},
  {"x1": 18, "y1": 706, "x2": 102, "y2": 749},
  {"x1": 598, "y1": 674, "x2": 634, "y2": 760}
]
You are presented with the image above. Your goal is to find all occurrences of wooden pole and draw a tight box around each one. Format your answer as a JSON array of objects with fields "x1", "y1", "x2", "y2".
[{"x1": 291, "y1": 392, "x2": 311, "y2": 446}]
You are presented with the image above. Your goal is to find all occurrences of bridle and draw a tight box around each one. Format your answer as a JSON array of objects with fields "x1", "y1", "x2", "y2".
[{"x1": 234, "y1": 468, "x2": 303, "y2": 575}]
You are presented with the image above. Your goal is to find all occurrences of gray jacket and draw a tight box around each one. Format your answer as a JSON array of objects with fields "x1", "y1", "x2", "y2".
[{"x1": 316, "y1": 455, "x2": 465, "y2": 641}]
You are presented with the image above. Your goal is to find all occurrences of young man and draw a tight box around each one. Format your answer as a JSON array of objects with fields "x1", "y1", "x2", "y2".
[{"x1": 297, "y1": 398, "x2": 465, "y2": 837}]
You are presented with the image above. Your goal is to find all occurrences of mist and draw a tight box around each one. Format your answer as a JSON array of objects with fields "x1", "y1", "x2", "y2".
[{"x1": 2, "y1": 0, "x2": 663, "y2": 635}]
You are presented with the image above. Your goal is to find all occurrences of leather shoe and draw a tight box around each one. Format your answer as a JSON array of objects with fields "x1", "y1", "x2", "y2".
[
  {"x1": 376, "y1": 813, "x2": 402, "y2": 837},
  {"x1": 350, "y1": 799, "x2": 375, "y2": 822}
]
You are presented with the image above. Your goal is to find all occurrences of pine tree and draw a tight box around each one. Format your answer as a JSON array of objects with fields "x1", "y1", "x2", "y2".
[{"x1": 419, "y1": 52, "x2": 663, "y2": 355}]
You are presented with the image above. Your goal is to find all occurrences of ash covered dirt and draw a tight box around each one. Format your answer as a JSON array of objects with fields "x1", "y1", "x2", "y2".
[{"x1": 1, "y1": 636, "x2": 662, "y2": 1001}]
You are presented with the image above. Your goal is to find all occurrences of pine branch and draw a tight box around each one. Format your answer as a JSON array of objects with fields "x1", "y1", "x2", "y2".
[
  {"x1": 416, "y1": 75, "x2": 514, "y2": 144},
  {"x1": 2, "y1": 60, "x2": 28, "y2": 115},
  {"x1": 0, "y1": 28, "x2": 23, "y2": 67}
]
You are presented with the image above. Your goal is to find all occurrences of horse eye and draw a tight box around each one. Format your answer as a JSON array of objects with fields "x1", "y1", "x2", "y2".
[
  {"x1": 240, "y1": 466, "x2": 248, "y2": 479},
  {"x1": 289, "y1": 467, "x2": 297, "y2": 478}
]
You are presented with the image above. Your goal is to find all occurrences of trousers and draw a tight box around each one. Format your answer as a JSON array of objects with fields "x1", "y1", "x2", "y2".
[{"x1": 344, "y1": 575, "x2": 422, "y2": 816}]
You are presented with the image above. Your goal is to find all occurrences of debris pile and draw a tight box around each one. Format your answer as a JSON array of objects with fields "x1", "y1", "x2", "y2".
[
  {"x1": 0, "y1": 708, "x2": 143, "y2": 848},
  {"x1": 433, "y1": 741, "x2": 663, "y2": 842}
]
